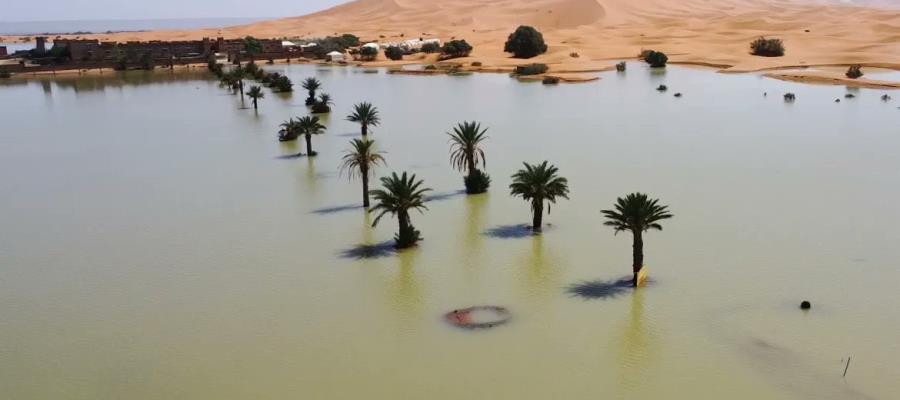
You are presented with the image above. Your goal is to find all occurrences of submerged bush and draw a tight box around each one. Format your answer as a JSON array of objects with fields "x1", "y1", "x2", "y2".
[
  {"x1": 272, "y1": 75, "x2": 293, "y2": 92},
  {"x1": 846, "y1": 65, "x2": 863, "y2": 79},
  {"x1": 656, "y1": 84, "x2": 668, "y2": 91},
  {"x1": 384, "y1": 46, "x2": 404, "y2": 61},
  {"x1": 784, "y1": 92, "x2": 796, "y2": 102},
  {"x1": 644, "y1": 50, "x2": 668, "y2": 68},
  {"x1": 395, "y1": 224, "x2": 422, "y2": 249},
  {"x1": 464, "y1": 170, "x2": 491, "y2": 194},
  {"x1": 515, "y1": 63, "x2": 548, "y2": 76},
  {"x1": 504, "y1": 25, "x2": 548, "y2": 59},
  {"x1": 542, "y1": 76, "x2": 560, "y2": 84},
  {"x1": 616, "y1": 61, "x2": 627, "y2": 72},
  {"x1": 471, "y1": 61, "x2": 483, "y2": 67},
  {"x1": 750, "y1": 37, "x2": 785, "y2": 57}
]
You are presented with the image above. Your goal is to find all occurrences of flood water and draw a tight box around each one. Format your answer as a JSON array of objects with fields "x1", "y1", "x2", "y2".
[{"x1": 1, "y1": 63, "x2": 899, "y2": 399}]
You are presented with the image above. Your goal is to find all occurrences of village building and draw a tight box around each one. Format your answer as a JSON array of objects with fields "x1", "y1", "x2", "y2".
[{"x1": 326, "y1": 51, "x2": 345, "y2": 62}]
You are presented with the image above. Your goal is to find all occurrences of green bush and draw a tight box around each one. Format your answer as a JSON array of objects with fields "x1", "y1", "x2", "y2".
[
  {"x1": 442, "y1": 40, "x2": 473, "y2": 59},
  {"x1": 504, "y1": 26, "x2": 548, "y2": 58},
  {"x1": 272, "y1": 75, "x2": 293, "y2": 92},
  {"x1": 542, "y1": 76, "x2": 560, "y2": 85},
  {"x1": 750, "y1": 37, "x2": 784, "y2": 57},
  {"x1": 359, "y1": 46, "x2": 378, "y2": 61},
  {"x1": 471, "y1": 61, "x2": 483, "y2": 67},
  {"x1": 421, "y1": 42, "x2": 440, "y2": 53},
  {"x1": 644, "y1": 50, "x2": 668, "y2": 68},
  {"x1": 515, "y1": 63, "x2": 548, "y2": 76},
  {"x1": 338, "y1": 34, "x2": 360, "y2": 48},
  {"x1": 384, "y1": 46, "x2": 404, "y2": 61},
  {"x1": 616, "y1": 61, "x2": 626, "y2": 72},
  {"x1": 464, "y1": 170, "x2": 491, "y2": 194},
  {"x1": 394, "y1": 224, "x2": 422, "y2": 249},
  {"x1": 845, "y1": 65, "x2": 863, "y2": 79}
]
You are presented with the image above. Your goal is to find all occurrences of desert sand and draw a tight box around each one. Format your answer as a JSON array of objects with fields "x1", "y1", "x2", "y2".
[{"x1": 7, "y1": 0, "x2": 900, "y2": 86}]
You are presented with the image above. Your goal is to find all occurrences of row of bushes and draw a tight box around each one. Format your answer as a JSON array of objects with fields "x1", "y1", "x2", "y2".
[{"x1": 380, "y1": 39, "x2": 474, "y2": 61}]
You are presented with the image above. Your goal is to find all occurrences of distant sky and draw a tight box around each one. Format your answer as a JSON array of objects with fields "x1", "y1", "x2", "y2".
[{"x1": 1, "y1": 0, "x2": 349, "y2": 22}]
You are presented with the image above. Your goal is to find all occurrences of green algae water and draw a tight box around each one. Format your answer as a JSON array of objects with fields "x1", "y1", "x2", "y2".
[{"x1": 1, "y1": 64, "x2": 899, "y2": 399}]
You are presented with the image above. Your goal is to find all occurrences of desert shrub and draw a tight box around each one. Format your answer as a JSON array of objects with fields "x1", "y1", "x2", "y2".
[
  {"x1": 846, "y1": 65, "x2": 863, "y2": 79},
  {"x1": 644, "y1": 50, "x2": 668, "y2": 68},
  {"x1": 421, "y1": 42, "x2": 441, "y2": 53},
  {"x1": 542, "y1": 76, "x2": 560, "y2": 84},
  {"x1": 424, "y1": 64, "x2": 437, "y2": 70},
  {"x1": 656, "y1": 84, "x2": 668, "y2": 91},
  {"x1": 359, "y1": 46, "x2": 378, "y2": 61},
  {"x1": 504, "y1": 25, "x2": 548, "y2": 59},
  {"x1": 570, "y1": 52, "x2": 579, "y2": 58},
  {"x1": 471, "y1": 61, "x2": 482, "y2": 67},
  {"x1": 515, "y1": 63, "x2": 548, "y2": 76},
  {"x1": 616, "y1": 61, "x2": 626, "y2": 72},
  {"x1": 464, "y1": 170, "x2": 491, "y2": 194},
  {"x1": 442, "y1": 40, "x2": 473, "y2": 58},
  {"x1": 384, "y1": 46, "x2": 404, "y2": 61},
  {"x1": 750, "y1": 37, "x2": 784, "y2": 57},
  {"x1": 337, "y1": 34, "x2": 360, "y2": 48}
]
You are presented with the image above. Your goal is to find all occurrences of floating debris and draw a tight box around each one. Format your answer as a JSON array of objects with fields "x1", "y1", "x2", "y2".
[
  {"x1": 445, "y1": 306, "x2": 511, "y2": 330},
  {"x1": 845, "y1": 93, "x2": 856, "y2": 99},
  {"x1": 835, "y1": 98, "x2": 841, "y2": 103}
]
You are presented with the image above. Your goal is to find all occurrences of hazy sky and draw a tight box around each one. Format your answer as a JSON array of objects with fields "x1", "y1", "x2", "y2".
[{"x1": 2, "y1": 0, "x2": 349, "y2": 21}]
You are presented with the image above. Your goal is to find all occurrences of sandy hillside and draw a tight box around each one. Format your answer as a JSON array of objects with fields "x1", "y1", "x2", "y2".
[{"x1": 16, "y1": 0, "x2": 900, "y2": 84}]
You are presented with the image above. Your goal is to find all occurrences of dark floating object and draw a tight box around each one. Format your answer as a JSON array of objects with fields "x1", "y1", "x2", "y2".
[
  {"x1": 674, "y1": 92, "x2": 682, "y2": 97},
  {"x1": 845, "y1": 93, "x2": 856, "y2": 99},
  {"x1": 800, "y1": 300, "x2": 812, "y2": 310},
  {"x1": 445, "y1": 306, "x2": 511, "y2": 330},
  {"x1": 835, "y1": 98, "x2": 841, "y2": 103},
  {"x1": 616, "y1": 61, "x2": 627, "y2": 72},
  {"x1": 656, "y1": 84, "x2": 668, "y2": 91},
  {"x1": 784, "y1": 93, "x2": 796, "y2": 102},
  {"x1": 882, "y1": 94, "x2": 893, "y2": 102}
]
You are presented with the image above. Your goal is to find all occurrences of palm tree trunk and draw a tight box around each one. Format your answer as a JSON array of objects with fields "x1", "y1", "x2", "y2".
[
  {"x1": 252, "y1": 99, "x2": 258, "y2": 110},
  {"x1": 361, "y1": 124, "x2": 368, "y2": 136},
  {"x1": 239, "y1": 80, "x2": 244, "y2": 97},
  {"x1": 467, "y1": 156, "x2": 476, "y2": 180},
  {"x1": 632, "y1": 230, "x2": 644, "y2": 287},
  {"x1": 361, "y1": 165, "x2": 370, "y2": 208},
  {"x1": 305, "y1": 134, "x2": 313, "y2": 156},
  {"x1": 532, "y1": 199, "x2": 543, "y2": 232}
]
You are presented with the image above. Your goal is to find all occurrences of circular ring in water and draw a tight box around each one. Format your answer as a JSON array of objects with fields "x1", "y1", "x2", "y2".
[{"x1": 444, "y1": 306, "x2": 511, "y2": 329}]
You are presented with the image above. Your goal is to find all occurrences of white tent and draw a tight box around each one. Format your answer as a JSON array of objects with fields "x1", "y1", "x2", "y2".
[
  {"x1": 326, "y1": 51, "x2": 345, "y2": 62},
  {"x1": 362, "y1": 42, "x2": 380, "y2": 50},
  {"x1": 282, "y1": 41, "x2": 297, "y2": 47}
]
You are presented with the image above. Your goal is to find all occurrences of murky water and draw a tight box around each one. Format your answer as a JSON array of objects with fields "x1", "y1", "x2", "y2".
[{"x1": 1, "y1": 64, "x2": 898, "y2": 399}]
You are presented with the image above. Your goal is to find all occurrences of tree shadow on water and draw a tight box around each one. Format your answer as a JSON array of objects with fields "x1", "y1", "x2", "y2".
[
  {"x1": 339, "y1": 240, "x2": 397, "y2": 259},
  {"x1": 274, "y1": 152, "x2": 306, "y2": 160},
  {"x1": 483, "y1": 224, "x2": 538, "y2": 239},
  {"x1": 425, "y1": 190, "x2": 466, "y2": 203},
  {"x1": 567, "y1": 277, "x2": 642, "y2": 300},
  {"x1": 311, "y1": 204, "x2": 366, "y2": 215}
]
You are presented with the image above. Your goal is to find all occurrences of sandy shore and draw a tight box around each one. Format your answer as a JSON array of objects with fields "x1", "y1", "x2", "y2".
[{"x1": 5, "y1": 0, "x2": 900, "y2": 87}]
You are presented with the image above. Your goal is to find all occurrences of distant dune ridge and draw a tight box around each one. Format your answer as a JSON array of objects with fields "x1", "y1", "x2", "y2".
[{"x1": 19, "y1": 0, "x2": 900, "y2": 80}]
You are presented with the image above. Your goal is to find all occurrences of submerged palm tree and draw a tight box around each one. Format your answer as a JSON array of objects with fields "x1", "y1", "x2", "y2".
[
  {"x1": 297, "y1": 115, "x2": 326, "y2": 156},
  {"x1": 302, "y1": 77, "x2": 321, "y2": 105},
  {"x1": 312, "y1": 93, "x2": 333, "y2": 114},
  {"x1": 278, "y1": 118, "x2": 302, "y2": 142},
  {"x1": 246, "y1": 85, "x2": 264, "y2": 110},
  {"x1": 601, "y1": 193, "x2": 673, "y2": 287},
  {"x1": 509, "y1": 161, "x2": 569, "y2": 232},
  {"x1": 346, "y1": 102, "x2": 380, "y2": 136},
  {"x1": 448, "y1": 121, "x2": 490, "y2": 194},
  {"x1": 370, "y1": 172, "x2": 432, "y2": 248},
  {"x1": 340, "y1": 138, "x2": 386, "y2": 208}
]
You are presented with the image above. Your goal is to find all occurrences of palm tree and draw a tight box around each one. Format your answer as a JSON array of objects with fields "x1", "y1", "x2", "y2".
[
  {"x1": 278, "y1": 118, "x2": 301, "y2": 142},
  {"x1": 340, "y1": 138, "x2": 386, "y2": 208},
  {"x1": 243, "y1": 36, "x2": 262, "y2": 61},
  {"x1": 231, "y1": 67, "x2": 245, "y2": 97},
  {"x1": 509, "y1": 161, "x2": 569, "y2": 232},
  {"x1": 601, "y1": 193, "x2": 673, "y2": 287},
  {"x1": 297, "y1": 115, "x2": 326, "y2": 156},
  {"x1": 346, "y1": 102, "x2": 381, "y2": 136},
  {"x1": 246, "y1": 86, "x2": 264, "y2": 110},
  {"x1": 312, "y1": 93, "x2": 333, "y2": 114},
  {"x1": 448, "y1": 121, "x2": 490, "y2": 194},
  {"x1": 370, "y1": 172, "x2": 432, "y2": 248},
  {"x1": 302, "y1": 77, "x2": 321, "y2": 105}
]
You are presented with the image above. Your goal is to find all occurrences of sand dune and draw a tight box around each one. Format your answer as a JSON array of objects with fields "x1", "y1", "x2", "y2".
[{"x1": 13, "y1": 0, "x2": 900, "y2": 84}]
